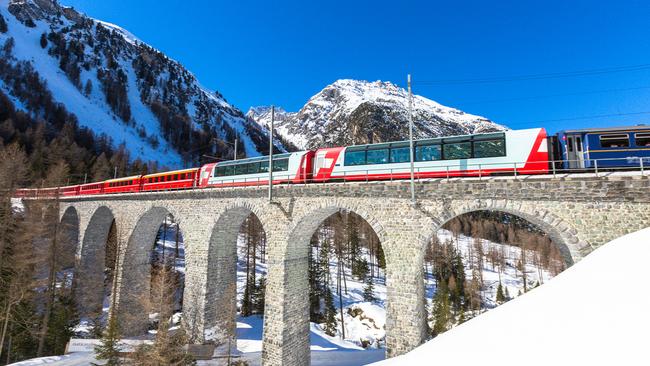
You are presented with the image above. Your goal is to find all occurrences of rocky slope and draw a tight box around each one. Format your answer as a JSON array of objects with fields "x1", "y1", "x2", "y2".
[
  {"x1": 248, "y1": 79, "x2": 506, "y2": 150},
  {"x1": 0, "y1": 0, "x2": 275, "y2": 168}
]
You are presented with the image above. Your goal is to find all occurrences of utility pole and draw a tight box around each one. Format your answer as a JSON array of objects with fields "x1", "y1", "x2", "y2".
[
  {"x1": 234, "y1": 137, "x2": 238, "y2": 161},
  {"x1": 408, "y1": 74, "x2": 416, "y2": 206},
  {"x1": 268, "y1": 106, "x2": 274, "y2": 203}
]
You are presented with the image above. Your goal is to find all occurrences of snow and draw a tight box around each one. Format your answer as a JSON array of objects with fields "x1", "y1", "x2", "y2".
[
  {"x1": 248, "y1": 79, "x2": 507, "y2": 150},
  {"x1": 0, "y1": 3, "x2": 184, "y2": 167},
  {"x1": 372, "y1": 227, "x2": 650, "y2": 366}
]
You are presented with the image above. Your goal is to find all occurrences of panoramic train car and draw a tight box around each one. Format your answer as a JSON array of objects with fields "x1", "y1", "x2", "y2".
[
  {"x1": 142, "y1": 168, "x2": 199, "y2": 191},
  {"x1": 202, "y1": 151, "x2": 314, "y2": 187},
  {"x1": 103, "y1": 175, "x2": 142, "y2": 194},
  {"x1": 311, "y1": 128, "x2": 549, "y2": 181},
  {"x1": 554, "y1": 125, "x2": 650, "y2": 170}
]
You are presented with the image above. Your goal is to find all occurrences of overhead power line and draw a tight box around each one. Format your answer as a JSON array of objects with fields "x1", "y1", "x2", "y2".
[
  {"x1": 415, "y1": 63, "x2": 650, "y2": 86},
  {"x1": 527, "y1": 110, "x2": 650, "y2": 124},
  {"x1": 462, "y1": 85, "x2": 650, "y2": 105}
]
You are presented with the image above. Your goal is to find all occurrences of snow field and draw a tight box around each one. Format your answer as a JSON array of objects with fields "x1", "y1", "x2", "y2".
[{"x1": 372, "y1": 227, "x2": 650, "y2": 366}]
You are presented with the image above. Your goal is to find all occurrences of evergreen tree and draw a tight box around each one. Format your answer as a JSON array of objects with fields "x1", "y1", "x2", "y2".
[
  {"x1": 362, "y1": 275, "x2": 376, "y2": 303},
  {"x1": 504, "y1": 286, "x2": 511, "y2": 301},
  {"x1": 0, "y1": 14, "x2": 7, "y2": 33},
  {"x1": 84, "y1": 79, "x2": 93, "y2": 96},
  {"x1": 496, "y1": 281, "x2": 505, "y2": 304},
  {"x1": 322, "y1": 287, "x2": 337, "y2": 337},
  {"x1": 431, "y1": 281, "x2": 451, "y2": 337},
  {"x1": 252, "y1": 275, "x2": 266, "y2": 315},
  {"x1": 93, "y1": 315, "x2": 122, "y2": 366},
  {"x1": 40, "y1": 33, "x2": 48, "y2": 48}
]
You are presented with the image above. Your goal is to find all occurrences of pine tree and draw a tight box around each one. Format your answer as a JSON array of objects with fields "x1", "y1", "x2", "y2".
[
  {"x1": 0, "y1": 14, "x2": 8, "y2": 33},
  {"x1": 40, "y1": 33, "x2": 48, "y2": 48},
  {"x1": 252, "y1": 275, "x2": 266, "y2": 315},
  {"x1": 84, "y1": 79, "x2": 93, "y2": 96},
  {"x1": 504, "y1": 286, "x2": 511, "y2": 301},
  {"x1": 362, "y1": 275, "x2": 376, "y2": 302},
  {"x1": 131, "y1": 321, "x2": 196, "y2": 366},
  {"x1": 322, "y1": 287, "x2": 337, "y2": 337},
  {"x1": 93, "y1": 315, "x2": 122, "y2": 366},
  {"x1": 496, "y1": 282, "x2": 505, "y2": 304},
  {"x1": 431, "y1": 282, "x2": 451, "y2": 337}
]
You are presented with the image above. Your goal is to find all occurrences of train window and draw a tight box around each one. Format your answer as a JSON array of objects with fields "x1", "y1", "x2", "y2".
[
  {"x1": 567, "y1": 137, "x2": 573, "y2": 152},
  {"x1": 473, "y1": 139, "x2": 505, "y2": 158},
  {"x1": 234, "y1": 164, "x2": 248, "y2": 175},
  {"x1": 273, "y1": 159, "x2": 289, "y2": 172},
  {"x1": 259, "y1": 161, "x2": 270, "y2": 173},
  {"x1": 416, "y1": 145, "x2": 441, "y2": 161},
  {"x1": 366, "y1": 149, "x2": 389, "y2": 164},
  {"x1": 635, "y1": 133, "x2": 650, "y2": 147},
  {"x1": 247, "y1": 163, "x2": 260, "y2": 174},
  {"x1": 600, "y1": 134, "x2": 629, "y2": 148},
  {"x1": 345, "y1": 150, "x2": 367, "y2": 166},
  {"x1": 390, "y1": 147, "x2": 411, "y2": 163},
  {"x1": 443, "y1": 142, "x2": 471, "y2": 160}
]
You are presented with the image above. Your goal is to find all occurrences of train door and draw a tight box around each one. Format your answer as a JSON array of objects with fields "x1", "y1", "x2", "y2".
[{"x1": 565, "y1": 134, "x2": 585, "y2": 169}]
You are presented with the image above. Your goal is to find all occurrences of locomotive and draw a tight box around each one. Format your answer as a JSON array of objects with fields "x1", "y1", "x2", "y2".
[{"x1": 14, "y1": 125, "x2": 650, "y2": 198}]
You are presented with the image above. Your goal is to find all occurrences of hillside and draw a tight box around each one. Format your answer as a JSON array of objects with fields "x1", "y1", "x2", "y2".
[
  {"x1": 247, "y1": 79, "x2": 506, "y2": 150},
  {"x1": 0, "y1": 0, "x2": 275, "y2": 168},
  {"x1": 372, "y1": 227, "x2": 650, "y2": 366}
]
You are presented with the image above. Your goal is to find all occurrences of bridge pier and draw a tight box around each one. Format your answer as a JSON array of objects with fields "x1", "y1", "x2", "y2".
[{"x1": 53, "y1": 174, "x2": 650, "y2": 365}]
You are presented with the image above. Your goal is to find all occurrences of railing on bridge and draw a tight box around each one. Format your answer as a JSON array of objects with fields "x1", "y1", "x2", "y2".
[{"x1": 14, "y1": 156, "x2": 649, "y2": 198}]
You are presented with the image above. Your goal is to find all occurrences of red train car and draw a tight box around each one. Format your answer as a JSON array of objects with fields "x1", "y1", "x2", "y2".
[
  {"x1": 79, "y1": 182, "x2": 104, "y2": 195},
  {"x1": 103, "y1": 176, "x2": 142, "y2": 194},
  {"x1": 142, "y1": 168, "x2": 198, "y2": 191},
  {"x1": 61, "y1": 185, "x2": 81, "y2": 196}
]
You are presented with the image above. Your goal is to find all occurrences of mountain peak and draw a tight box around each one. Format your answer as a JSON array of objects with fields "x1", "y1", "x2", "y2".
[
  {"x1": 0, "y1": 0, "x2": 277, "y2": 167},
  {"x1": 248, "y1": 79, "x2": 506, "y2": 150}
]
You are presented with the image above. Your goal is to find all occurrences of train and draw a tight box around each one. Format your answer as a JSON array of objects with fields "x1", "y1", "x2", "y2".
[{"x1": 14, "y1": 125, "x2": 650, "y2": 198}]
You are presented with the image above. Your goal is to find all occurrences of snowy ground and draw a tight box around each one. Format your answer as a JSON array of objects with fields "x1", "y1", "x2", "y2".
[
  {"x1": 372, "y1": 227, "x2": 650, "y2": 366},
  {"x1": 62, "y1": 223, "x2": 557, "y2": 366}
]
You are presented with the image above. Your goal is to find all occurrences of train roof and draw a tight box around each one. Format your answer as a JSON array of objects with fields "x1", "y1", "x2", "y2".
[
  {"x1": 143, "y1": 168, "x2": 198, "y2": 178},
  {"x1": 216, "y1": 152, "x2": 294, "y2": 166},
  {"x1": 345, "y1": 129, "x2": 512, "y2": 151},
  {"x1": 558, "y1": 125, "x2": 650, "y2": 134}
]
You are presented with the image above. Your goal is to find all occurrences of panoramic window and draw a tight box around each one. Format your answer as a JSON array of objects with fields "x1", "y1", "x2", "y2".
[
  {"x1": 443, "y1": 142, "x2": 472, "y2": 160},
  {"x1": 259, "y1": 161, "x2": 269, "y2": 173},
  {"x1": 635, "y1": 132, "x2": 650, "y2": 147},
  {"x1": 345, "y1": 150, "x2": 367, "y2": 166},
  {"x1": 390, "y1": 147, "x2": 411, "y2": 163},
  {"x1": 247, "y1": 162, "x2": 260, "y2": 174},
  {"x1": 366, "y1": 149, "x2": 389, "y2": 164},
  {"x1": 599, "y1": 134, "x2": 630, "y2": 148},
  {"x1": 273, "y1": 159, "x2": 289, "y2": 172},
  {"x1": 416, "y1": 144, "x2": 441, "y2": 161},
  {"x1": 234, "y1": 164, "x2": 248, "y2": 175},
  {"x1": 473, "y1": 139, "x2": 506, "y2": 158}
]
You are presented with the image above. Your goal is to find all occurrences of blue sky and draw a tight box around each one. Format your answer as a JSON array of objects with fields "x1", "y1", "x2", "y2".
[{"x1": 61, "y1": 0, "x2": 650, "y2": 133}]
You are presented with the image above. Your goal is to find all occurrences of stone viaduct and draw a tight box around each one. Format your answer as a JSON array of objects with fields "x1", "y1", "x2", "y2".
[{"x1": 53, "y1": 172, "x2": 650, "y2": 365}]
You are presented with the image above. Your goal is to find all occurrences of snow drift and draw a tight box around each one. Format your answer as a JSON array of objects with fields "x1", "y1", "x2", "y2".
[{"x1": 372, "y1": 227, "x2": 650, "y2": 366}]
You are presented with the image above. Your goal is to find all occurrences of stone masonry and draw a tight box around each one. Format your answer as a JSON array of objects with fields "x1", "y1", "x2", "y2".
[{"x1": 54, "y1": 172, "x2": 650, "y2": 365}]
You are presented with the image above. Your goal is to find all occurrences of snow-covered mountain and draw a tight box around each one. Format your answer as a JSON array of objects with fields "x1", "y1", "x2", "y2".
[
  {"x1": 0, "y1": 0, "x2": 274, "y2": 167},
  {"x1": 247, "y1": 79, "x2": 507, "y2": 150}
]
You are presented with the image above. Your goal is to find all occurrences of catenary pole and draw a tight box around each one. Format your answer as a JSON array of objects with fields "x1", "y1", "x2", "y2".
[
  {"x1": 268, "y1": 106, "x2": 274, "y2": 203},
  {"x1": 234, "y1": 137, "x2": 238, "y2": 160},
  {"x1": 408, "y1": 74, "x2": 416, "y2": 206}
]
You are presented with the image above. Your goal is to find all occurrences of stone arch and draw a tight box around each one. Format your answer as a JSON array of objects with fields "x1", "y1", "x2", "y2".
[
  {"x1": 59, "y1": 206, "x2": 80, "y2": 265},
  {"x1": 75, "y1": 205, "x2": 115, "y2": 319},
  {"x1": 202, "y1": 202, "x2": 271, "y2": 344},
  {"x1": 117, "y1": 206, "x2": 185, "y2": 336},
  {"x1": 431, "y1": 199, "x2": 593, "y2": 266},
  {"x1": 264, "y1": 201, "x2": 390, "y2": 365}
]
